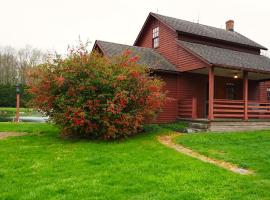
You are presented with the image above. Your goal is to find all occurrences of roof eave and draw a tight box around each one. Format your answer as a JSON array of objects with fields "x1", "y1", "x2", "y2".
[
  {"x1": 133, "y1": 13, "x2": 152, "y2": 46},
  {"x1": 151, "y1": 68, "x2": 180, "y2": 74},
  {"x1": 214, "y1": 63, "x2": 270, "y2": 75},
  {"x1": 92, "y1": 40, "x2": 109, "y2": 56}
]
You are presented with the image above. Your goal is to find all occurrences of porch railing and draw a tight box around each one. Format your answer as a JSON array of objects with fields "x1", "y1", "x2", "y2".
[
  {"x1": 213, "y1": 99, "x2": 270, "y2": 119},
  {"x1": 248, "y1": 102, "x2": 270, "y2": 118},
  {"x1": 178, "y1": 97, "x2": 197, "y2": 119}
]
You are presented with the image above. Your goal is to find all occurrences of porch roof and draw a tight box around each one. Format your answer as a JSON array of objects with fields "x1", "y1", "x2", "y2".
[
  {"x1": 178, "y1": 40, "x2": 270, "y2": 74},
  {"x1": 94, "y1": 40, "x2": 177, "y2": 72}
]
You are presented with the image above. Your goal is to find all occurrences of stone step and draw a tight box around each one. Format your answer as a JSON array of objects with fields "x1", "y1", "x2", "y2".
[
  {"x1": 189, "y1": 122, "x2": 209, "y2": 129},
  {"x1": 185, "y1": 128, "x2": 206, "y2": 133}
]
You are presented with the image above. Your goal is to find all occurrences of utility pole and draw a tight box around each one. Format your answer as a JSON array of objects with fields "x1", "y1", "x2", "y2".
[{"x1": 15, "y1": 84, "x2": 20, "y2": 122}]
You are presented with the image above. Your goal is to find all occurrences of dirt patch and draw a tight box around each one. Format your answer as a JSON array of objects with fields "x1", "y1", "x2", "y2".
[
  {"x1": 0, "y1": 132, "x2": 27, "y2": 140},
  {"x1": 157, "y1": 133, "x2": 253, "y2": 175}
]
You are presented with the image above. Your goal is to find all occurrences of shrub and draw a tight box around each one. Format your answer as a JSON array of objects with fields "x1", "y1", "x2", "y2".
[{"x1": 27, "y1": 45, "x2": 167, "y2": 139}]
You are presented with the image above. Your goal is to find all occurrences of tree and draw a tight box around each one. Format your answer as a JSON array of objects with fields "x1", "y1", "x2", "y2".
[
  {"x1": 17, "y1": 45, "x2": 46, "y2": 84},
  {"x1": 0, "y1": 45, "x2": 45, "y2": 85},
  {"x1": 27, "y1": 44, "x2": 167, "y2": 140},
  {"x1": 0, "y1": 46, "x2": 18, "y2": 85}
]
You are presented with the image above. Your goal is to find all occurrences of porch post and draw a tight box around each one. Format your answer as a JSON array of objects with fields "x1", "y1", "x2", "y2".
[
  {"x1": 243, "y1": 71, "x2": 248, "y2": 120},
  {"x1": 208, "y1": 66, "x2": 214, "y2": 120},
  {"x1": 192, "y1": 97, "x2": 197, "y2": 119}
]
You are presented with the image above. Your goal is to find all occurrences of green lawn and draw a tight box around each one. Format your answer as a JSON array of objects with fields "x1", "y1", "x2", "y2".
[
  {"x1": 0, "y1": 123, "x2": 270, "y2": 199},
  {"x1": 176, "y1": 131, "x2": 270, "y2": 179}
]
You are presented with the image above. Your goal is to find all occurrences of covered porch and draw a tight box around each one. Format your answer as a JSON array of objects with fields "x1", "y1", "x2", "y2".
[{"x1": 178, "y1": 66, "x2": 270, "y2": 121}]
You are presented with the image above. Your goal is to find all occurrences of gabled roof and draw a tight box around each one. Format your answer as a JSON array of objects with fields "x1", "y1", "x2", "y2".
[
  {"x1": 177, "y1": 40, "x2": 270, "y2": 73},
  {"x1": 94, "y1": 40, "x2": 177, "y2": 72},
  {"x1": 135, "y1": 12, "x2": 267, "y2": 50}
]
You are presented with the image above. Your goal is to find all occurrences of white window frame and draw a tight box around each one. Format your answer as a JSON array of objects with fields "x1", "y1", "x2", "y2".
[{"x1": 152, "y1": 27, "x2": 159, "y2": 48}]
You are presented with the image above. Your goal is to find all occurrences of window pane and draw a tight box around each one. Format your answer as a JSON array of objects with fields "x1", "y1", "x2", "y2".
[
  {"x1": 153, "y1": 38, "x2": 159, "y2": 48},
  {"x1": 152, "y1": 27, "x2": 159, "y2": 38}
]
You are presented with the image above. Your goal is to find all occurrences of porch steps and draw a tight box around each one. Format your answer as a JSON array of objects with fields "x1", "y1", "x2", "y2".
[
  {"x1": 209, "y1": 121, "x2": 270, "y2": 132},
  {"x1": 179, "y1": 118, "x2": 270, "y2": 132},
  {"x1": 185, "y1": 121, "x2": 209, "y2": 133}
]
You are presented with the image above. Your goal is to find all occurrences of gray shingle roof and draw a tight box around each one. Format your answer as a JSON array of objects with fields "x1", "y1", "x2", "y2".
[
  {"x1": 178, "y1": 40, "x2": 270, "y2": 72},
  {"x1": 152, "y1": 13, "x2": 267, "y2": 50},
  {"x1": 96, "y1": 40, "x2": 177, "y2": 71}
]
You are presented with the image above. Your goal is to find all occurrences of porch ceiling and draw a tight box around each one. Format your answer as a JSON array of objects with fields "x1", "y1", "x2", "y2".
[{"x1": 189, "y1": 67, "x2": 270, "y2": 81}]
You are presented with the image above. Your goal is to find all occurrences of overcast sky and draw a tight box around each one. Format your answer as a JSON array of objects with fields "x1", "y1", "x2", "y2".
[{"x1": 1, "y1": 0, "x2": 270, "y2": 54}]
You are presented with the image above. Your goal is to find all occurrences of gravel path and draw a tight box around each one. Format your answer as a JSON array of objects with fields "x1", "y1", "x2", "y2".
[
  {"x1": 0, "y1": 132, "x2": 26, "y2": 140},
  {"x1": 157, "y1": 133, "x2": 253, "y2": 175}
]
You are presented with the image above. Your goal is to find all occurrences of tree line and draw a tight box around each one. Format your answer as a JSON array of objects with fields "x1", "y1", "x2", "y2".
[
  {"x1": 0, "y1": 45, "x2": 46, "y2": 85},
  {"x1": 0, "y1": 45, "x2": 46, "y2": 107}
]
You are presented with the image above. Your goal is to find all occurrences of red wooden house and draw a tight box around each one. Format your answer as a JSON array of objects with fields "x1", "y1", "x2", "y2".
[{"x1": 93, "y1": 12, "x2": 270, "y2": 131}]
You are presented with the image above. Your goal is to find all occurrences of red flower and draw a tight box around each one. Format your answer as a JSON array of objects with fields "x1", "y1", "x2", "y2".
[
  {"x1": 55, "y1": 76, "x2": 65, "y2": 87},
  {"x1": 119, "y1": 97, "x2": 127, "y2": 107},
  {"x1": 116, "y1": 75, "x2": 126, "y2": 81},
  {"x1": 123, "y1": 49, "x2": 132, "y2": 56},
  {"x1": 131, "y1": 71, "x2": 140, "y2": 78},
  {"x1": 129, "y1": 56, "x2": 139, "y2": 63},
  {"x1": 43, "y1": 81, "x2": 51, "y2": 90},
  {"x1": 149, "y1": 85, "x2": 158, "y2": 92}
]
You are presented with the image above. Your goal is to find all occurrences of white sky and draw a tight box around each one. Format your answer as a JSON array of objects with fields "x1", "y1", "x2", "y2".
[{"x1": 1, "y1": 0, "x2": 270, "y2": 54}]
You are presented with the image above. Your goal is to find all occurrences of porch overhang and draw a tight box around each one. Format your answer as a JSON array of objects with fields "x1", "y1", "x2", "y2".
[
  {"x1": 188, "y1": 65, "x2": 270, "y2": 81},
  {"x1": 176, "y1": 40, "x2": 270, "y2": 80}
]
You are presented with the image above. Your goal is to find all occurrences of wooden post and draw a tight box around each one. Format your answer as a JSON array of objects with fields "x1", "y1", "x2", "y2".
[
  {"x1": 208, "y1": 66, "x2": 214, "y2": 120},
  {"x1": 192, "y1": 97, "x2": 197, "y2": 119},
  {"x1": 15, "y1": 93, "x2": 20, "y2": 122},
  {"x1": 243, "y1": 71, "x2": 248, "y2": 120}
]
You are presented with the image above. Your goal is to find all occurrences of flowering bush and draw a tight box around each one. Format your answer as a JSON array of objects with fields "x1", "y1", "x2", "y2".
[{"x1": 27, "y1": 45, "x2": 166, "y2": 139}]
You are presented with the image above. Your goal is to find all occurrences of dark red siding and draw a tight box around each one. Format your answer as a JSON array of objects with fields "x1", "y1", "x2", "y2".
[
  {"x1": 135, "y1": 16, "x2": 209, "y2": 73},
  {"x1": 136, "y1": 17, "x2": 179, "y2": 66},
  {"x1": 155, "y1": 73, "x2": 178, "y2": 123},
  {"x1": 259, "y1": 81, "x2": 270, "y2": 102},
  {"x1": 177, "y1": 45, "x2": 209, "y2": 72},
  {"x1": 177, "y1": 73, "x2": 207, "y2": 118},
  {"x1": 249, "y1": 81, "x2": 260, "y2": 100}
]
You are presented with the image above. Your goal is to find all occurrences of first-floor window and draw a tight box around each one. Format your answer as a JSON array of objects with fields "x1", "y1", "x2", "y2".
[
  {"x1": 226, "y1": 83, "x2": 235, "y2": 100},
  {"x1": 267, "y1": 88, "x2": 270, "y2": 101}
]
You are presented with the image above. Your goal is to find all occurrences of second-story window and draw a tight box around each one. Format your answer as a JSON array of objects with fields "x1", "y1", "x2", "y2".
[{"x1": 152, "y1": 27, "x2": 159, "y2": 48}]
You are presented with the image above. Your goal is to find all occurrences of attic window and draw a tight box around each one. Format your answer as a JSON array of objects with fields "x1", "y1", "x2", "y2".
[{"x1": 152, "y1": 27, "x2": 159, "y2": 48}]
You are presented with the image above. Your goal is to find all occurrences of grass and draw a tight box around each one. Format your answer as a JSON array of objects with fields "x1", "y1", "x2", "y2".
[
  {"x1": 0, "y1": 123, "x2": 270, "y2": 199},
  {"x1": 175, "y1": 131, "x2": 270, "y2": 183}
]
